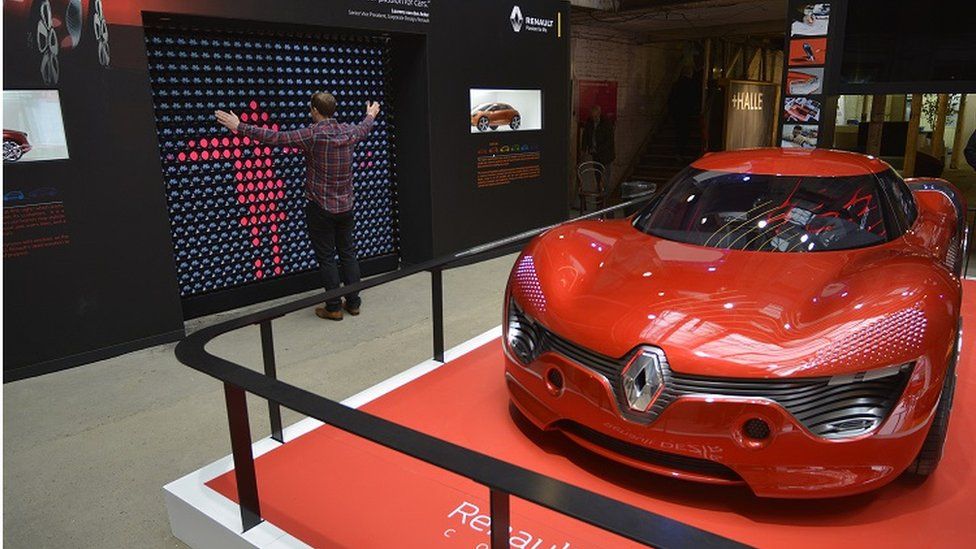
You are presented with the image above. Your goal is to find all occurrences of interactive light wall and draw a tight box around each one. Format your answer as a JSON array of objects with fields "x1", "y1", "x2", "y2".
[{"x1": 145, "y1": 23, "x2": 399, "y2": 297}]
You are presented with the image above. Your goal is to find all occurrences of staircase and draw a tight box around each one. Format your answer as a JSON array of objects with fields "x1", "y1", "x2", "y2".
[{"x1": 628, "y1": 117, "x2": 703, "y2": 189}]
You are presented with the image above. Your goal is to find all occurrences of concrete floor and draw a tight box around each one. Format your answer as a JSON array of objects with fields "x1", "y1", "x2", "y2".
[{"x1": 2, "y1": 254, "x2": 519, "y2": 548}]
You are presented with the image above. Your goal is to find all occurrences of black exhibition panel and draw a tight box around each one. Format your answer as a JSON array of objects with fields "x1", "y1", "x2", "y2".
[
  {"x1": 424, "y1": 0, "x2": 572, "y2": 255},
  {"x1": 3, "y1": 0, "x2": 571, "y2": 378},
  {"x1": 3, "y1": 4, "x2": 185, "y2": 379}
]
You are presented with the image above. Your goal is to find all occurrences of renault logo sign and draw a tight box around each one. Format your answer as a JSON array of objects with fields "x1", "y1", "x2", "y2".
[
  {"x1": 510, "y1": 6, "x2": 524, "y2": 32},
  {"x1": 509, "y1": 5, "x2": 555, "y2": 35},
  {"x1": 621, "y1": 349, "x2": 665, "y2": 412}
]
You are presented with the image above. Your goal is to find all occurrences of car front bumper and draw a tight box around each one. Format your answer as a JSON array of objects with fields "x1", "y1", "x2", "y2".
[{"x1": 504, "y1": 349, "x2": 941, "y2": 498}]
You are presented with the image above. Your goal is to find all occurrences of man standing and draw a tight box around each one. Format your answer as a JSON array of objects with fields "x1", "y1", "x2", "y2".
[
  {"x1": 581, "y1": 105, "x2": 616, "y2": 193},
  {"x1": 215, "y1": 93, "x2": 380, "y2": 320},
  {"x1": 965, "y1": 129, "x2": 976, "y2": 171},
  {"x1": 667, "y1": 65, "x2": 701, "y2": 161}
]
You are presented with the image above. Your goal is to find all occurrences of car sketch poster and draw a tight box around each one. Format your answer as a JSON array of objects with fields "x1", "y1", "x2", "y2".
[
  {"x1": 780, "y1": 1, "x2": 830, "y2": 147},
  {"x1": 469, "y1": 89, "x2": 542, "y2": 133},
  {"x1": 3, "y1": 90, "x2": 70, "y2": 162}
]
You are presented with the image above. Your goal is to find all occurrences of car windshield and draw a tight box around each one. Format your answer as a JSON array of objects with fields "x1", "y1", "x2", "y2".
[
  {"x1": 634, "y1": 168, "x2": 895, "y2": 252},
  {"x1": 471, "y1": 103, "x2": 491, "y2": 114}
]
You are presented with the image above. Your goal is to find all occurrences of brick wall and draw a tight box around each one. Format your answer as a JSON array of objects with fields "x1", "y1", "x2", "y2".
[{"x1": 570, "y1": 25, "x2": 684, "y2": 199}]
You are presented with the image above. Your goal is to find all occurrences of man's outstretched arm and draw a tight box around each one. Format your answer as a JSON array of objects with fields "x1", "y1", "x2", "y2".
[
  {"x1": 347, "y1": 101, "x2": 381, "y2": 142},
  {"x1": 215, "y1": 110, "x2": 314, "y2": 149}
]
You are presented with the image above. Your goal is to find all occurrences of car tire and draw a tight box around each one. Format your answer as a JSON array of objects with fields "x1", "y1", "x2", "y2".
[
  {"x1": 34, "y1": 0, "x2": 60, "y2": 85},
  {"x1": 510, "y1": 115, "x2": 521, "y2": 130},
  {"x1": 92, "y1": 0, "x2": 111, "y2": 67},
  {"x1": 477, "y1": 116, "x2": 490, "y2": 132},
  {"x1": 3, "y1": 141, "x2": 24, "y2": 162},
  {"x1": 906, "y1": 326, "x2": 959, "y2": 476}
]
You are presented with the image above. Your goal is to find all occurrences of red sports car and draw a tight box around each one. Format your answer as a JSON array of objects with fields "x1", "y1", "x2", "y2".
[
  {"x1": 4, "y1": 0, "x2": 110, "y2": 85},
  {"x1": 3, "y1": 129, "x2": 32, "y2": 162},
  {"x1": 504, "y1": 149, "x2": 966, "y2": 498}
]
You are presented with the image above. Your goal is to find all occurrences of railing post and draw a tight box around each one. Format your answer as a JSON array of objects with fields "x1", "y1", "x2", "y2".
[
  {"x1": 223, "y1": 383, "x2": 262, "y2": 531},
  {"x1": 490, "y1": 489, "x2": 510, "y2": 549},
  {"x1": 259, "y1": 320, "x2": 284, "y2": 443},
  {"x1": 431, "y1": 268, "x2": 445, "y2": 362}
]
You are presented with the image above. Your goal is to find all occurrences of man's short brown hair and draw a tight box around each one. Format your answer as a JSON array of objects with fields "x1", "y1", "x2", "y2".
[{"x1": 311, "y1": 92, "x2": 336, "y2": 117}]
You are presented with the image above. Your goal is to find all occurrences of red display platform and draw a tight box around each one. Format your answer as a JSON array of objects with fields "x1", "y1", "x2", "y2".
[{"x1": 208, "y1": 284, "x2": 976, "y2": 548}]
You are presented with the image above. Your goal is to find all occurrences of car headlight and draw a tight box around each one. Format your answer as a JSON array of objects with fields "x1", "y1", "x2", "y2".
[{"x1": 507, "y1": 299, "x2": 542, "y2": 364}]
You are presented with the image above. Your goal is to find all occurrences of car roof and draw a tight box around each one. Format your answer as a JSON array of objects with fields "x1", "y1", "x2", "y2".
[{"x1": 690, "y1": 148, "x2": 891, "y2": 177}]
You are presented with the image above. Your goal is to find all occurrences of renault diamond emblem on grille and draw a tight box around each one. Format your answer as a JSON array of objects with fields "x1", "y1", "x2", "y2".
[{"x1": 622, "y1": 349, "x2": 665, "y2": 412}]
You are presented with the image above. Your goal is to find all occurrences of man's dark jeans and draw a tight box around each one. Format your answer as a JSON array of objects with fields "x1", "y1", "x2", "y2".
[{"x1": 305, "y1": 201, "x2": 361, "y2": 312}]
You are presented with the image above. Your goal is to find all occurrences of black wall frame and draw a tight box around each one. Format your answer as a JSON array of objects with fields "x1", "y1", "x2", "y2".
[{"x1": 143, "y1": 15, "x2": 404, "y2": 317}]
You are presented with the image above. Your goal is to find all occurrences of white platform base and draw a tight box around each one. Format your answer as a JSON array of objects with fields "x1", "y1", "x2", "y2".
[{"x1": 164, "y1": 327, "x2": 502, "y2": 549}]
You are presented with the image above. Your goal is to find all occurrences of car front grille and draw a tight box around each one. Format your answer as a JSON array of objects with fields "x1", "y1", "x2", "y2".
[
  {"x1": 527, "y1": 321, "x2": 912, "y2": 438},
  {"x1": 666, "y1": 369, "x2": 911, "y2": 437}
]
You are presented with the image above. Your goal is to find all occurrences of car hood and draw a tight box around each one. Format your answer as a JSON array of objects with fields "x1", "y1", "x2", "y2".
[{"x1": 511, "y1": 219, "x2": 959, "y2": 378}]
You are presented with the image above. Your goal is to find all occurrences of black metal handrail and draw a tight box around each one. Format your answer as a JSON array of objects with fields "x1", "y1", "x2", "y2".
[
  {"x1": 175, "y1": 191, "x2": 975, "y2": 549},
  {"x1": 175, "y1": 194, "x2": 751, "y2": 549}
]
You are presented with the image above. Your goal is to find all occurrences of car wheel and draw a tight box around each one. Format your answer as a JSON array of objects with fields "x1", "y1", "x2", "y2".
[
  {"x1": 477, "y1": 116, "x2": 490, "y2": 132},
  {"x1": 3, "y1": 141, "x2": 24, "y2": 162},
  {"x1": 35, "y1": 0, "x2": 60, "y2": 85},
  {"x1": 906, "y1": 328, "x2": 959, "y2": 476},
  {"x1": 92, "y1": 0, "x2": 111, "y2": 67},
  {"x1": 510, "y1": 115, "x2": 521, "y2": 130}
]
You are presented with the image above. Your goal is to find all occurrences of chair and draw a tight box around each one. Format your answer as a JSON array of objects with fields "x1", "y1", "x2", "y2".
[{"x1": 576, "y1": 161, "x2": 607, "y2": 214}]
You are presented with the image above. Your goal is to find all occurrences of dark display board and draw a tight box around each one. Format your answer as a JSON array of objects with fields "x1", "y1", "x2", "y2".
[
  {"x1": 143, "y1": 18, "x2": 399, "y2": 301},
  {"x1": 833, "y1": 0, "x2": 976, "y2": 94},
  {"x1": 426, "y1": 1, "x2": 570, "y2": 254},
  {"x1": 3, "y1": 0, "x2": 570, "y2": 379}
]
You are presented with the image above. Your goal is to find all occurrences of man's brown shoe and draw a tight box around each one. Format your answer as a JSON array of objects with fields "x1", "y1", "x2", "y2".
[
  {"x1": 315, "y1": 307, "x2": 343, "y2": 321},
  {"x1": 343, "y1": 300, "x2": 360, "y2": 316}
]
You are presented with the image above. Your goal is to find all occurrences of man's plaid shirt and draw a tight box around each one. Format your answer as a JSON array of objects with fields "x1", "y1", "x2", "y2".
[{"x1": 238, "y1": 115, "x2": 374, "y2": 213}]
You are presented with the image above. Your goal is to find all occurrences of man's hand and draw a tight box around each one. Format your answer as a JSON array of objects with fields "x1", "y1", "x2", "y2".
[
  {"x1": 366, "y1": 101, "x2": 380, "y2": 118},
  {"x1": 215, "y1": 110, "x2": 241, "y2": 132}
]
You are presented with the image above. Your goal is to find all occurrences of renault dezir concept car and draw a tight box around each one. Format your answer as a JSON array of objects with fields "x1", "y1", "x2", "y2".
[
  {"x1": 504, "y1": 149, "x2": 966, "y2": 497},
  {"x1": 3, "y1": 129, "x2": 32, "y2": 162},
  {"x1": 471, "y1": 103, "x2": 521, "y2": 131}
]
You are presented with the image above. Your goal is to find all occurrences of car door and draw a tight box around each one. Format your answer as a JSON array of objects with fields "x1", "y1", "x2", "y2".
[
  {"x1": 486, "y1": 104, "x2": 504, "y2": 124},
  {"x1": 494, "y1": 104, "x2": 514, "y2": 124}
]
